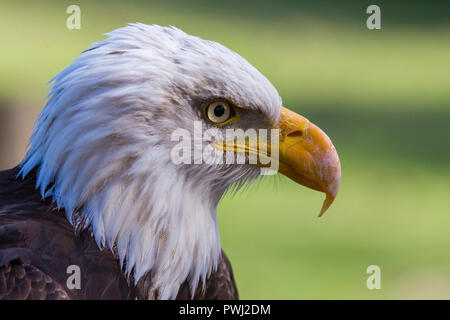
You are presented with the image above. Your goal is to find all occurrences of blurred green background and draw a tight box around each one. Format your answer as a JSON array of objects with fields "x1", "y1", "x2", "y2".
[{"x1": 1, "y1": 0, "x2": 450, "y2": 299}]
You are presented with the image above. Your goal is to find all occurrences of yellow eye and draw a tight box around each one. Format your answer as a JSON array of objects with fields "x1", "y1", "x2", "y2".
[{"x1": 204, "y1": 100, "x2": 236, "y2": 125}]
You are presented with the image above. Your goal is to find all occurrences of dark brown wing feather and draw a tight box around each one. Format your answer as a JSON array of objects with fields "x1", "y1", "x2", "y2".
[
  {"x1": 191, "y1": 251, "x2": 239, "y2": 300},
  {"x1": 130, "y1": 251, "x2": 238, "y2": 300},
  {"x1": 0, "y1": 166, "x2": 238, "y2": 299},
  {"x1": 0, "y1": 258, "x2": 69, "y2": 300}
]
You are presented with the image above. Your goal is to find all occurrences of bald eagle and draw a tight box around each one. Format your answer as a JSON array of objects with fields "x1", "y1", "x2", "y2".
[{"x1": 0, "y1": 24, "x2": 340, "y2": 300}]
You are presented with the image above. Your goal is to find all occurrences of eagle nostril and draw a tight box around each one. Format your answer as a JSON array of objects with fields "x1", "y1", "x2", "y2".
[{"x1": 286, "y1": 130, "x2": 303, "y2": 138}]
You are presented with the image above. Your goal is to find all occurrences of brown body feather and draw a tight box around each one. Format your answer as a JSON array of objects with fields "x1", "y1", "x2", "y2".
[{"x1": 0, "y1": 167, "x2": 238, "y2": 300}]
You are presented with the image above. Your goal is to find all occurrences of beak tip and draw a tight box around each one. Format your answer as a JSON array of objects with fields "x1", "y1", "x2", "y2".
[
  {"x1": 318, "y1": 164, "x2": 341, "y2": 217},
  {"x1": 318, "y1": 192, "x2": 336, "y2": 217}
]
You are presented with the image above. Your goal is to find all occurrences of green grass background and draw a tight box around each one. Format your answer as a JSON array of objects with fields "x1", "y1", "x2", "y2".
[{"x1": 1, "y1": 0, "x2": 450, "y2": 299}]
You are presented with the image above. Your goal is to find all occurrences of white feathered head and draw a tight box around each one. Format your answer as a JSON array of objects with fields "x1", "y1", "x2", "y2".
[{"x1": 20, "y1": 23, "x2": 340, "y2": 299}]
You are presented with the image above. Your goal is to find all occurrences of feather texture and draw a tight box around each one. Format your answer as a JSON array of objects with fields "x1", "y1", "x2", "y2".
[{"x1": 17, "y1": 24, "x2": 281, "y2": 298}]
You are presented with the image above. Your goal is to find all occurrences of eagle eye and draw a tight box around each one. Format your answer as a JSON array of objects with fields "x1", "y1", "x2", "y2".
[{"x1": 203, "y1": 100, "x2": 237, "y2": 125}]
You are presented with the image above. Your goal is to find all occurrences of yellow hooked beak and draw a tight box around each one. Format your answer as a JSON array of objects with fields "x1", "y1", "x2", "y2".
[
  {"x1": 277, "y1": 107, "x2": 341, "y2": 216},
  {"x1": 212, "y1": 106, "x2": 341, "y2": 216}
]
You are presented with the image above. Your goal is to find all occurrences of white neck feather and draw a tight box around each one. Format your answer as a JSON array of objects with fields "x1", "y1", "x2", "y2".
[
  {"x1": 94, "y1": 165, "x2": 221, "y2": 299},
  {"x1": 19, "y1": 23, "x2": 282, "y2": 299}
]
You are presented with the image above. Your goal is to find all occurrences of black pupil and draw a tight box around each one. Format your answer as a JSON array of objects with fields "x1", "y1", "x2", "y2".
[{"x1": 213, "y1": 105, "x2": 226, "y2": 117}]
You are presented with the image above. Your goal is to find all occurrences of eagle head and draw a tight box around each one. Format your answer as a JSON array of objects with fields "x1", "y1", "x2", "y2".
[{"x1": 20, "y1": 23, "x2": 341, "y2": 299}]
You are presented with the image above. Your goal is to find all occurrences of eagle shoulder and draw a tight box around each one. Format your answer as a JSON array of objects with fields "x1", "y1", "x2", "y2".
[
  {"x1": 0, "y1": 257, "x2": 69, "y2": 300},
  {"x1": 0, "y1": 167, "x2": 130, "y2": 300}
]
